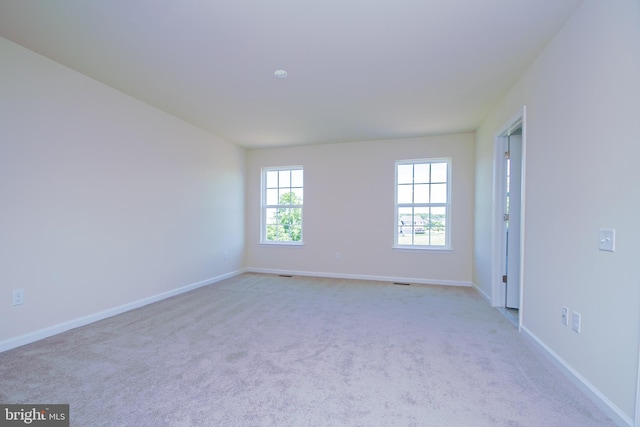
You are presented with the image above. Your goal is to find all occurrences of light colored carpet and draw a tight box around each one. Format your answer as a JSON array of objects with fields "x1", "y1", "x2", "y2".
[{"x1": 0, "y1": 273, "x2": 615, "y2": 426}]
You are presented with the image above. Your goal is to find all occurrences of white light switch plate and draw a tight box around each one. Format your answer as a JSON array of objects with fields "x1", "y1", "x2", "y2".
[{"x1": 598, "y1": 228, "x2": 615, "y2": 252}]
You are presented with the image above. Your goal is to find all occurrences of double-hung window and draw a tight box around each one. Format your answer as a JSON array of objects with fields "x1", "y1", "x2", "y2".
[
  {"x1": 395, "y1": 159, "x2": 451, "y2": 249},
  {"x1": 261, "y1": 166, "x2": 303, "y2": 244}
]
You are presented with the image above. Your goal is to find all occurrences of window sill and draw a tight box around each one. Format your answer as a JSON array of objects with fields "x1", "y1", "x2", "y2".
[
  {"x1": 259, "y1": 241, "x2": 304, "y2": 247},
  {"x1": 392, "y1": 246, "x2": 453, "y2": 253}
]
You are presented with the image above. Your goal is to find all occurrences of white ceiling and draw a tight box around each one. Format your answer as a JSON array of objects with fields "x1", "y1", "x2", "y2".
[{"x1": 0, "y1": 0, "x2": 582, "y2": 148}]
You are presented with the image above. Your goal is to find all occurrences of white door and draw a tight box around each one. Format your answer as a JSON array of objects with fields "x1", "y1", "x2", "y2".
[{"x1": 505, "y1": 133, "x2": 522, "y2": 308}]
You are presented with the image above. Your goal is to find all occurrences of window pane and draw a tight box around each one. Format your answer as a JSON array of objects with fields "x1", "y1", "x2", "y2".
[
  {"x1": 290, "y1": 207, "x2": 302, "y2": 221},
  {"x1": 288, "y1": 224, "x2": 302, "y2": 242},
  {"x1": 278, "y1": 190, "x2": 292, "y2": 204},
  {"x1": 267, "y1": 224, "x2": 288, "y2": 241},
  {"x1": 431, "y1": 163, "x2": 447, "y2": 183},
  {"x1": 397, "y1": 184, "x2": 413, "y2": 204},
  {"x1": 279, "y1": 170, "x2": 291, "y2": 188},
  {"x1": 266, "y1": 189, "x2": 278, "y2": 205},
  {"x1": 398, "y1": 210, "x2": 413, "y2": 245},
  {"x1": 292, "y1": 187, "x2": 303, "y2": 203},
  {"x1": 414, "y1": 163, "x2": 430, "y2": 183},
  {"x1": 291, "y1": 169, "x2": 303, "y2": 187},
  {"x1": 398, "y1": 207, "x2": 413, "y2": 243},
  {"x1": 281, "y1": 208, "x2": 302, "y2": 241},
  {"x1": 266, "y1": 170, "x2": 278, "y2": 188},
  {"x1": 431, "y1": 207, "x2": 446, "y2": 227},
  {"x1": 413, "y1": 234, "x2": 429, "y2": 245},
  {"x1": 414, "y1": 184, "x2": 429, "y2": 203},
  {"x1": 265, "y1": 208, "x2": 278, "y2": 225},
  {"x1": 398, "y1": 233, "x2": 413, "y2": 245},
  {"x1": 430, "y1": 207, "x2": 446, "y2": 246},
  {"x1": 430, "y1": 230, "x2": 445, "y2": 246},
  {"x1": 398, "y1": 207, "x2": 413, "y2": 218},
  {"x1": 431, "y1": 183, "x2": 447, "y2": 203},
  {"x1": 414, "y1": 207, "x2": 428, "y2": 224},
  {"x1": 397, "y1": 164, "x2": 413, "y2": 184}
]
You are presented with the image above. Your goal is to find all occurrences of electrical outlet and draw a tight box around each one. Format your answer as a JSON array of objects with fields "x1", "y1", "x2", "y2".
[
  {"x1": 224, "y1": 251, "x2": 228, "y2": 260},
  {"x1": 12, "y1": 289, "x2": 24, "y2": 306},
  {"x1": 561, "y1": 306, "x2": 569, "y2": 326},
  {"x1": 572, "y1": 311, "x2": 581, "y2": 333},
  {"x1": 336, "y1": 252, "x2": 341, "y2": 260}
]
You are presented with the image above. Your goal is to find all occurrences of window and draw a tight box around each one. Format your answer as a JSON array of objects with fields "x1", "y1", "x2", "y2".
[
  {"x1": 395, "y1": 159, "x2": 450, "y2": 248},
  {"x1": 261, "y1": 166, "x2": 303, "y2": 244}
]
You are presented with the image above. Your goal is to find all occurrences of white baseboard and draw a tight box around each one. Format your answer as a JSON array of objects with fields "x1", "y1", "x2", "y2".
[
  {"x1": 0, "y1": 269, "x2": 245, "y2": 353},
  {"x1": 472, "y1": 281, "x2": 492, "y2": 303},
  {"x1": 246, "y1": 267, "x2": 471, "y2": 287},
  {"x1": 521, "y1": 325, "x2": 632, "y2": 427}
]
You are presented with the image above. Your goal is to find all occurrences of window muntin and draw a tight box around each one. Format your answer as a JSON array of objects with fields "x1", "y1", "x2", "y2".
[
  {"x1": 395, "y1": 159, "x2": 450, "y2": 248},
  {"x1": 262, "y1": 167, "x2": 303, "y2": 244}
]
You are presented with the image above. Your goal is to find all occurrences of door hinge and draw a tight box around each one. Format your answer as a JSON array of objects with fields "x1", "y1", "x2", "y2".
[
  {"x1": 503, "y1": 213, "x2": 509, "y2": 222},
  {"x1": 504, "y1": 151, "x2": 510, "y2": 159},
  {"x1": 502, "y1": 275, "x2": 507, "y2": 283}
]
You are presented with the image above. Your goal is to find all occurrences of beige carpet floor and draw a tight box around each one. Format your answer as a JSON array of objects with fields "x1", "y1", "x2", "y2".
[{"x1": 0, "y1": 273, "x2": 616, "y2": 426}]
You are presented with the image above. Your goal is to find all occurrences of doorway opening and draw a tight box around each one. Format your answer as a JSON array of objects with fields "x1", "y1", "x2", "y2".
[{"x1": 492, "y1": 107, "x2": 526, "y2": 329}]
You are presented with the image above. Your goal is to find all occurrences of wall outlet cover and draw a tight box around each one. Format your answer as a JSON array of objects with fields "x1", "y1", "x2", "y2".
[
  {"x1": 12, "y1": 289, "x2": 25, "y2": 306},
  {"x1": 572, "y1": 311, "x2": 581, "y2": 333},
  {"x1": 561, "y1": 306, "x2": 569, "y2": 326}
]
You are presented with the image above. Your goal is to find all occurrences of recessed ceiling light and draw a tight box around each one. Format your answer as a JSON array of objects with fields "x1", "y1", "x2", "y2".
[{"x1": 274, "y1": 69, "x2": 288, "y2": 79}]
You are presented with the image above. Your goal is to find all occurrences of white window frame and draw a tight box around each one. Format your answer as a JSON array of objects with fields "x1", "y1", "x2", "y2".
[
  {"x1": 394, "y1": 158, "x2": 452, "y2": 250},
  {"x1": 260, "y1": 166, "x2": 304, "y2": 245}
]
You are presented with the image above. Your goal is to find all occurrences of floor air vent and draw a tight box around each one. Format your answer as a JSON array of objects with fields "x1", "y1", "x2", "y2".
[
  {"x1": 393, "y1": 282, "x2": 411, "y2": 286},
  {"x1": 279, "y1": 275, "x2": 293, "y2": 278}
]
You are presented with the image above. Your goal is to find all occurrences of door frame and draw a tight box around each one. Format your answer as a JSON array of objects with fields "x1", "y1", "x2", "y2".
[{"x1": 491, "y1": 106, "x2": 527, "y2": 330}]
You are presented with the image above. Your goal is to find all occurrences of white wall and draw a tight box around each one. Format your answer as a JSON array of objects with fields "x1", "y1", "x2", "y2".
[
  {"x1": 0, "y1": 37, "x2": 245, "y2": 345},
  {"x1": 474, "y1": 0, "x2": 640, "y2": 423},
  {"x1": 247, "y1": 134, "x2": 475, "y2": 284}
]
